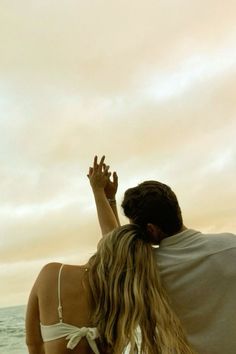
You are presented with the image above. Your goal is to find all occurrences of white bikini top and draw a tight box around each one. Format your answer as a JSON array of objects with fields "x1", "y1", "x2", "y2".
[{"x1": 40, "y1": 264, "x2": 100, "y2": 353}]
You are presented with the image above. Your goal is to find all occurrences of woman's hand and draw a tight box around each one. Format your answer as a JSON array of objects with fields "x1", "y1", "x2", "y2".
[{"x1": 88, "y1": 155, "x2": 109, "y2": 192}]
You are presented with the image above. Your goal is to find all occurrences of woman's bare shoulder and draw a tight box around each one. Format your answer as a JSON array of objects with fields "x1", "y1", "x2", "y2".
[
  {"x1": 37, "y1": 262, "x2": 88, "y2": 285},
  {"x1": 37, "y1": 262, "x2": 86, "y2": 279},
  {"x1": 38, "y1": 262, "x2": 61, "y2": 275},
  {"x1": 35, "y1": 262, "x2": 62, "y2": 285},
  {"x1": 41, "y1": 262, "x2": 62, "y2": 271}
]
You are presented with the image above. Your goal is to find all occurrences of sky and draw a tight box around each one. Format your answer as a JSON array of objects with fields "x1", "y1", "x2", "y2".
[{"x1": 0, "y1": 0, "x2": 236, "y2": 307}]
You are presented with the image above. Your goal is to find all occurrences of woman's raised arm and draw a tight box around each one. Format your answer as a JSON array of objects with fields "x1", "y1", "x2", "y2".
[{"x1": 88, "y1": 155, "x2": 119, "y2": 236}]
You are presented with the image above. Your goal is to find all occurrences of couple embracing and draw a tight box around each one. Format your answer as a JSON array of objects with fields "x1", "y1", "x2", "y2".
[{"x1": 26, "y1": 156, "x2": 236, "y2": 354}]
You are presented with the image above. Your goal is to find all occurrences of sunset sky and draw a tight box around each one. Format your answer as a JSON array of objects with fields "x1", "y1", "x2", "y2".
[{"x1": 1, "y1": 0, "x2": 236, "y2": 307}]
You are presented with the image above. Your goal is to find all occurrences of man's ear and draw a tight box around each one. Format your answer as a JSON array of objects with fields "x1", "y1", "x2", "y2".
[{"x1": 147, "y1": 223, "x2": 162, "y2": 244}]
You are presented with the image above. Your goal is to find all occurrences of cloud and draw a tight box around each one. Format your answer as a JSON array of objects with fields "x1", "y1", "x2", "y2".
[
  {"x1": 1, "y1": 0, "x2": 236, "y2": 93},
  {"x1": 0, "y1": 0, "x2": 236, "y2": 307}
]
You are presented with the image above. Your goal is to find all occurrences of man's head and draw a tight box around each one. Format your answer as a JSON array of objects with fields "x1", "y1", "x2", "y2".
[{"x1": 121, "y1": 181, "x2": 183, "y2": 242}]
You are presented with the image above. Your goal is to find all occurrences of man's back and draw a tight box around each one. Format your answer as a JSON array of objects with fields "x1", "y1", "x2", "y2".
[{"x1": 156, "y1": 229, "x2": 236, "y2": 354}]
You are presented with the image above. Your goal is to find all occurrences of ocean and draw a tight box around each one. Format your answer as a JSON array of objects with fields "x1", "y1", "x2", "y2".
[
  {"x1": 0, "y1": 305, "x2": 27, "y2": 354},
  {"x1": 0, "y1": 305, "x2": 140, "y2": 354}
]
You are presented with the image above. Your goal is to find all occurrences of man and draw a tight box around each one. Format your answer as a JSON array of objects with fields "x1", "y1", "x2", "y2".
[{"x1": 121, "y1": 180, "x2": 236, "y2": 354}]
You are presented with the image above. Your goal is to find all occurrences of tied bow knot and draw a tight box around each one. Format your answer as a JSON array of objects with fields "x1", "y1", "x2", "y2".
[{"x1": 66, "y1": 327, "x2": 99, "y2": 353}]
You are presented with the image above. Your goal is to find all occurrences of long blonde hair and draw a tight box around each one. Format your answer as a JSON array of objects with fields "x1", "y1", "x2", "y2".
[{"x1": 88, "y1": 224, "x2": 196, "y2": 354}]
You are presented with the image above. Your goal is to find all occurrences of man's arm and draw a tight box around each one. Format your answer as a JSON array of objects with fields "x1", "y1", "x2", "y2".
[{"x1": 88, "y1": 156, "x2": 119, "y2": 236}]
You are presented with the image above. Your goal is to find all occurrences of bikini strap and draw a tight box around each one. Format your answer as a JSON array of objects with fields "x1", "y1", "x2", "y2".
[{"x1": 57, "y1": 264, "x2": 64, "y2": 322}]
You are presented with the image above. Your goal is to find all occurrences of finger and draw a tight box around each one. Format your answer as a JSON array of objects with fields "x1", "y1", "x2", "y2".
[
  {"x1": 93, "y1": 155, "x2": 98, "y2": 170},
  {"x1": 112, "y1": 172, "x2": 118, "y2": 184},
  {"x1": 87, "y1": 167, "x2": 93, "y2": 178},
  {"x1": 98, "y1": 155, "x2": 105, "y2": 172},
  {"x1": 103, "y1": 163, "x2": 110, "y2": 172},
  {"x1": 103, "y1": 165, "x2": 110, "y2": 175}
]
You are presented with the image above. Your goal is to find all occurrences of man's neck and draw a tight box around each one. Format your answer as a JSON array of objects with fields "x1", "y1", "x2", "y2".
[{"x1": 161, "y1": 224, "x2": 188, "y2": 242}]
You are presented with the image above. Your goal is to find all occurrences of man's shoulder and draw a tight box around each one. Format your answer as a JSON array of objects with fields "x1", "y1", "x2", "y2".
[
  {"x1": 201, "y1": 231, "x2": 236, "y2": 247},
  {"x1": 202, "y1": 231, "x2": 236, "y2": 238},
  {"x1": 156, "y1": 229, "x2": 236, "y2": 264},
  {"x1": 186, "y1": 230, "x2": 236, "y2": 261}
]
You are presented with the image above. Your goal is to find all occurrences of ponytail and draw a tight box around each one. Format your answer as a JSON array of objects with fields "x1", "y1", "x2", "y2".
[{"x1": 88, "y1": 225, "x2": 196, "y2": 354}]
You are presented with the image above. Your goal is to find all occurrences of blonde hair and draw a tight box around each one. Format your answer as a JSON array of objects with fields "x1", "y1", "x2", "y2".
[{"x1": 88, "y1": 224, "x2": 196, "y2": 354}]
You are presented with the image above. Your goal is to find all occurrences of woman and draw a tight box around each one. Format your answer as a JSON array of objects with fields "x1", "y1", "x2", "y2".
[{"x1": 26, "y1": 156, "x2": 196, "y2": 354}]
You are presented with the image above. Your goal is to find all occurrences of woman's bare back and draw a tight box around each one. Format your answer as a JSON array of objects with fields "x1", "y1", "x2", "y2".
[{"x1": 36, "y1": 262, "x2": 100, "y2": 354}]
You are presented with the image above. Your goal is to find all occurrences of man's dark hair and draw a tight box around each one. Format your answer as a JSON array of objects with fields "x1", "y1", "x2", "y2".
[{"x1": 121, "y1": 181, "x2": 183, "y2": 236}]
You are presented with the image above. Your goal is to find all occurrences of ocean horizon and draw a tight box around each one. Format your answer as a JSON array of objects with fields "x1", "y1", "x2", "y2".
[{"x1": 0, "y1": 304, "x2": 27, "y2": 354}]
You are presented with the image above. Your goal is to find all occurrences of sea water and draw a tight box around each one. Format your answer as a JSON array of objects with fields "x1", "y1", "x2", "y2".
[
  {"x1": 0, "y1": 305, "x2": 27, "y2": 354},
  {"x1": 0, "y1": 305, "x2": 140, "y2": 354}
]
